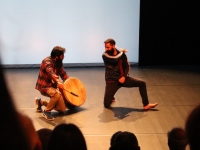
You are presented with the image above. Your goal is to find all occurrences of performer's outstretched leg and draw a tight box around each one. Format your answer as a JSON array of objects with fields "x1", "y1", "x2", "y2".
[{"x1": 122, "y1": 76, "x2": 158, "y2": 110}]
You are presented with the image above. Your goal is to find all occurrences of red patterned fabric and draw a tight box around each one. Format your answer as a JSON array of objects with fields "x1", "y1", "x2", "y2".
[{"x1": 35, "y1": 56, "x2": 68, "y2": 94}]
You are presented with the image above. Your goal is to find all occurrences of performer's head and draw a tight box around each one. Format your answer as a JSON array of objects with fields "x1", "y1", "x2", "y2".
[
  {"x1": 104, "y1": 38, "x2": 116, "y2": 55},
  {"x1": 51, "y1": 46, "x2": 66, "y2": 68}
]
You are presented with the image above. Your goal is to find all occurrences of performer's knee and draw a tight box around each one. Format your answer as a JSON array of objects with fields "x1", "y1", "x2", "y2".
[
  {"x1": 47, "y1": 87, "x2": 60, "y2": 97},
  {"x1": 140, "y1": 80, "x2": 146, "y2": 87},
  {"x1": 53, "y1": 92, "x2": 62, "y2": 99}
]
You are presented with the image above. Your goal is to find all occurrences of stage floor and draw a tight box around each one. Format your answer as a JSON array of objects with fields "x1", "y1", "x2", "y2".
[{"x1": 4, "y1": 65, "x2": 200, "y2": 150}]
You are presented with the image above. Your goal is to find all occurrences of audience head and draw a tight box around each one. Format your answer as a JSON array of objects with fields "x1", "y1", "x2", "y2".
[
  {"x1": 0, "y1": 63, "x2": 30, "y2": 149},
  {"x1": 110, "y1": 131, "x2": 122, "y2": 146},
  {"x1": 109, "y1": 131, "x2": 140, "y2": 150},
  {"x1": 17, "y1": 112, "x2": 42, "y2": 150},
  {"x1": 185, "y1": 105, "x2": 200, "y2": 150},
  {"x1": 37, "y1": 128, "x2": 53, "y2": 150},
  {"x1": 167, "y1": 127, "x2": 188, "y2": 150},
  {"x1": 0, "y1": 61, "x2": 42, "y2": 150},
  {"x1": 46, "y1": 123, "x2": 87, "y2": 150}
]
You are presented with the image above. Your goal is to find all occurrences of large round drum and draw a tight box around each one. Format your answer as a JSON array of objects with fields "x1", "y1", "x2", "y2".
[{"x1": 63, "y1": 77, "x2": 86, "y2": 108}]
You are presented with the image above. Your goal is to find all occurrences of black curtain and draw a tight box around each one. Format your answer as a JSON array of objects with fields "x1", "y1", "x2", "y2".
[{"x1": 139, "y1": 1, "x2": 200, "y2": 66}]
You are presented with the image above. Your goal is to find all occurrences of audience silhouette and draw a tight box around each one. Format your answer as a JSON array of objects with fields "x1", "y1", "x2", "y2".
[
  {"x1": 46, "y1": 123, "x2": 87, "y2": 150},
  {"x1": 37, "y1": 128, "x2": 53, "y2": 150},
  {"x1": 0, "y1": 63, "x2": 42, "y2": 150},
  {"x1": 167, "y1": 127, "x2": 188, "y2": 150},
  {"x1": 109, "y1": 131, "x2": 140, "y2": 150},
  {"x1": 185, "y1": 105, "x2": 200, "y2": 150}
]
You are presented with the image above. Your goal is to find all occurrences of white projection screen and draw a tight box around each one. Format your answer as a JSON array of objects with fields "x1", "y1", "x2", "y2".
[{"x1": 0, "y1": 0, "x2": 140, "y2": 67}]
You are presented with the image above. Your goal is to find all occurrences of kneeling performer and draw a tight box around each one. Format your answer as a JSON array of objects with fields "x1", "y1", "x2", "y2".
[{"x1": 35, "y1": 46, "x2": 69, "y2": 121}]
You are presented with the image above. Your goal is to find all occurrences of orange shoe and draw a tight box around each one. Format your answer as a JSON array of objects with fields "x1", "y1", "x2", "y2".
[{"x1": 144, "y1": 103, "x2": 158, "y2": 110}]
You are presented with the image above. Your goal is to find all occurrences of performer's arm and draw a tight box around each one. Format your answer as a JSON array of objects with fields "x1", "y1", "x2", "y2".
[
  {"x1": 122, "y1": 53, "x2": 130, "y2": 77},
  {"x1": 44, "y1": 60, "x2": 64, "y2": 89},
  {"x1": 102, "y1": 51, "x2": 123, "y2": 63},
  {"x1": 118, "y1": 54, "x2": 130, "y2": 83},
  {"x1": 58, "y1": 67, "x2": 69, "y2": 82}
]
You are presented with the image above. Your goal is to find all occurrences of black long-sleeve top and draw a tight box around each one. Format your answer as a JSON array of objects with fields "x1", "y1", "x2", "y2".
[{"x1": 102, "y1": 50, "x2": 130, "y2": 82}]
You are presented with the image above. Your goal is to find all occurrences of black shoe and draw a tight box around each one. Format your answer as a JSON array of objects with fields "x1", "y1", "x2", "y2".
[
  {"x1": 35, "y1": 97, "x2": 42, "y2": 112},
  {"x1": 42, "y1": 110, "x2": 54, "y2": 121}
]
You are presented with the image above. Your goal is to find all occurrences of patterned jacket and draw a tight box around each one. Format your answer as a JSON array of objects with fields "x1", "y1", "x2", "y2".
[
  {"x1": 102, "y1": 50, "x2": 130, "y2": 82},
  {"x1": 35, "y1": 56, "x2": 68, "y2": 94}
]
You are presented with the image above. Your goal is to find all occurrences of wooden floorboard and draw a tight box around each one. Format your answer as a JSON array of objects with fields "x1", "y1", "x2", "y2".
[{"x1": 3, "y1": 65, "x2": 200, "y2": 150}]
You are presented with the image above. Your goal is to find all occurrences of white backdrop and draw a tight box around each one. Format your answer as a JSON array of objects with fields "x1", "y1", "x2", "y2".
[{"x1": 0, "y1": 0, "x2": 140, "y2": 65}]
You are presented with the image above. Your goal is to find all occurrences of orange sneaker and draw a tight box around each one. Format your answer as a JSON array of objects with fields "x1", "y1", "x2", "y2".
[{"x1": 144, "y1": 103, "x2": 158, "y2": 110}]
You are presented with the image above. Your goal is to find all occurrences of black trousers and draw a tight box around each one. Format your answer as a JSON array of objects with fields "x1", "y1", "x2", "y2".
[{"x1": 104, "y1": 76, "x2": 149, "y2": 108}]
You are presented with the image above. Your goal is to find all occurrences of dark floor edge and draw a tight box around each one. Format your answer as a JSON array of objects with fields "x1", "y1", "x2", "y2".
[{"x1": 1, "y1": 62, "x2": 138, "y2": 69}]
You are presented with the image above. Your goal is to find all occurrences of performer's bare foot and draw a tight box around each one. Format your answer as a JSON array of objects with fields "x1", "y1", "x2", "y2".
[{"x1": 144, "y1": 103, "x2": 158, "y2": 110}]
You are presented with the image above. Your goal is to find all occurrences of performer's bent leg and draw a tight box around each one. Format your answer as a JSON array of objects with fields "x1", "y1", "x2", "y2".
[
  {"x1": 45, "y1": 88, "x2": 66, "y2": 112},
  {"x1": 54, "y1": 96, "x2": 67, "y2": 113},
  {"x1": 104, "y1": 82, "x2": 120, "y2": 108},
  {"x1": 122, "y1": 77, "x2": 149, "y2": 106},
  {"x1": 40, "y1": 99, "x2": 48, "y2": 107}
]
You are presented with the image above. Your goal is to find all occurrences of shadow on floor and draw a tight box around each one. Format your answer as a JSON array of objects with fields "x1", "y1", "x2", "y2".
[{"x1": 98, "y1": 107, "x2": 158, "y2": 123}]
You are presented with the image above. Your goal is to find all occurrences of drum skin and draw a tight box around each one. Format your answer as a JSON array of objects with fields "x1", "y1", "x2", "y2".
[{"x1": 63, "y1": 77, "x2": 86, "y2": 107}]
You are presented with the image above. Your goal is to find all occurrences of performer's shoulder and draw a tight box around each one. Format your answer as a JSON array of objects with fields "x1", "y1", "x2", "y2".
[{"x1": 43, "y1": 56, "x2": 53, "y2": 63}]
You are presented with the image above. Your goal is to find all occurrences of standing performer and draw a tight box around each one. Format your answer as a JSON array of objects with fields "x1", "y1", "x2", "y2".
[
  {"x1": 102, "y1": 38, "x2": 158, "y2": 110},
  {"x1": 35, "y1": 46, "x2": 69, "y2": 121}
]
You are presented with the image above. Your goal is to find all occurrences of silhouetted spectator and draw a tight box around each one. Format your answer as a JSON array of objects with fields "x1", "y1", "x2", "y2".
[
  {"x1": 185, "y1": 105, "x2": 200, "y2": 150},
  {"x1": 109, "y1": 131, "x2": 140, "y2": 150},
  {"x1": 110, "y1": 131, "x2": 122, "y2": 146},
  {"x1": 37, "y1": 128, "x2": 53, "y2": 150},
  {"x1": 46, "y1": 123, "x2": 87, "y2": 150},
  {"x1": 0, "y1": 62, "x2": 42, "y2": 150},
  {"x1": 167, "y1": 127, "x2": 188, "y2": 150}
]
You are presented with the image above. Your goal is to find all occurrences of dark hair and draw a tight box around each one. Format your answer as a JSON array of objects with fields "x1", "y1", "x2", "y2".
[
  {"x1": 104, "y1": 38, "x2": 116, "y2": 45},
  {"x1": 109, "y1": 141, "x2": 139, "y2": 150},
  {"x1": 167, "y1": 127, "x2": 188, "y2": 150},
  {"x1": 46, "y1": 123, "x2": 87, "y2": 150},
  {"x1": 185, "y1": 105, "x2": 200, "y2": 150},
  {"x1": 51, "y1": 46, "x2": 66, "y2": 58},
  {"x1": 110, "y1": 131, "x2": 140, "y2": 150},
  {"x1": 110, "y1": 131, "x2": 122, "y2": 146},
  {"x1": 37, "y1": 128, "x2": 52, "y2": 150}
]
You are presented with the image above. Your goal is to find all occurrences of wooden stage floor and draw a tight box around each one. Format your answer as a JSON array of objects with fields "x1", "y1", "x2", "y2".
[{"x1": 3, "y1": 65, "x2": 200, "y2": 150}]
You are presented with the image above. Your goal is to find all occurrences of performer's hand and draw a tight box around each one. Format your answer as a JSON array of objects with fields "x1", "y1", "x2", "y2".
[
  {"x1": 58, "y1": 82, "x2": 64, "y2": 90},
  {"x1": 118, "y1": 76, "x2": 125, "y2": 83},
  {"x1": 116, "y1": 46, "x2": 128, "y2": 53},
  {"x1": 120, "y1": 49, "x2": 128, "y2": 53}
]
